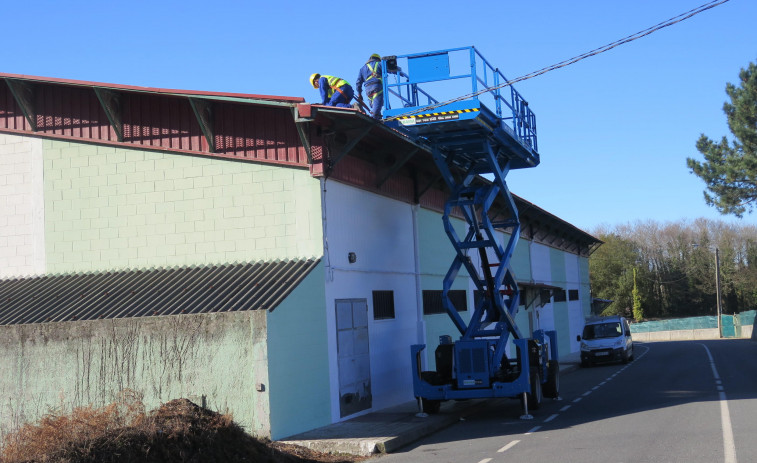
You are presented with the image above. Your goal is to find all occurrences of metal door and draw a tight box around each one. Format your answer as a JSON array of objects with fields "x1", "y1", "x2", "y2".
[{"x1": 336, "y1": 299, "x2": 372, "y2": 417}]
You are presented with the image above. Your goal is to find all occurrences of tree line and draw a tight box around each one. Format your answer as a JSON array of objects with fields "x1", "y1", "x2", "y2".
[
  {"x1": 592, "y1": 58, "x2": 757, "y2": 321},
  {"x1": 589, "y1": 219, "x2": 757, "y2": 321}
]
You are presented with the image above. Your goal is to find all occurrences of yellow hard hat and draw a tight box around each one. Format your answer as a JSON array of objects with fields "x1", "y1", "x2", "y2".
[
  {"x1": 309, "y1": 73, "x2": 321, "y2": 88},
  {"x1": 369, "y1": 53, "x2": 380, "y2": 60}
]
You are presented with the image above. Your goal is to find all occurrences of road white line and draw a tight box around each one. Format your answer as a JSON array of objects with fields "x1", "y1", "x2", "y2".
[
  {"x1": 477, "y1": 458, "x2": 492, "y2": 463},
  {"x1": 600, "y1": 381, "x2": 607, "y2": 385},
  {"x1": 572, "y1": 397, "x2": 582, "y2": 403},
  {"x1": 719, "y1": 391, "x2": 737, "y2": 463},
  {"x1": 700, "y1": 344, "x2": 737, "y2": 463},
  {"x1": 701, "y1": 346, "x2": 721, "y2": 380},
  {"x1": 592, "y1": 385, "x2": 600, "y2": 390},
  {"x1": 582, "y1": 390, "x2": 592, "y2": 397},
  {"x1": 544, "y1": 414, "x2": 558, "y2": 423},
  {"x1": 497, "y1": 440, "x2": 520, "y2": 453},
  {"x1": 560, "y1": 405, "x2": 571, "y2": 412},
  {"x1": 526, "y1": 426, "x2": 541, "y2": 434}
]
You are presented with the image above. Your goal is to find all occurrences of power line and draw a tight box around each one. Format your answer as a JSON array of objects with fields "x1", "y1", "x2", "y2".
[{"x1": 386, "y1": 0, "x2": 731, "y2": 121}]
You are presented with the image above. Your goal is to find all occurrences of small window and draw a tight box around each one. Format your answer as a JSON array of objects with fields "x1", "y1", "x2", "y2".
[
  {"x1": 423, "y1": 290, "x2": 467, "y2": 315},
  {"x1": 372, "y1": 290, "x2": 395, "y2": 320},
  {"x1": 474, "y1": 289, "x2": 522, "y2": 308},
  {"x1": 569, "y1": 289, "x2": 579, "y2": 301},
  {"x1": 553, "y1": 288, "x2": 566, "y2": 302}
]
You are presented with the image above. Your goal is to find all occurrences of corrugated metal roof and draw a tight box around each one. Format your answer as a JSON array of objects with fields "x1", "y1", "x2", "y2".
[
  {"x1": 0, "y1": 258, "x2": 321, "y2": 326},
  {"x1": 0, "y1": 74, "x2": 311, "y2": 165},
  {"x1": 0, "y1": 72, "x2": 305, "y2": 104}
]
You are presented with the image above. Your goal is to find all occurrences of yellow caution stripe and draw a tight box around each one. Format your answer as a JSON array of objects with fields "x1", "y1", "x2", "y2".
[
  {"x1": 398, "y1": 108, "x2": 479, "y2": 120},
  {"x1": 398, "y1": 108, "x2": 479, "y2": 126}
]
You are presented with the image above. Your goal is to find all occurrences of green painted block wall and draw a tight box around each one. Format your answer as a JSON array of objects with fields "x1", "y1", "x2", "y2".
[
  {"x1": 549, "y1": 247, "x2": 571, "y2": 356},
  {"x1": 416, "y1": 208, "x2": 470, "y2": 368},
  {"x1": 266, "y1": 264, "x2": 330, "y2": 440},
  {"x1": 417, "y1": 208, "x2": 460, "y2": 276},
  {"x1": 42, "y1": 140, "x2": 322, "y2": 273},
  {"x1": 511, "y1": 238, "x2": 531, "y2": 280}
]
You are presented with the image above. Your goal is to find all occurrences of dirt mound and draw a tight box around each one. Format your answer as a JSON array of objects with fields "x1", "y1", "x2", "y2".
[{"x1": 1, "y1": 398, "x2": 365, "y2": 463}]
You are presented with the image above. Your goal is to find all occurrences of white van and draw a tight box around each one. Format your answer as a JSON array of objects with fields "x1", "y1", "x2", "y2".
[{"x1": 577, "y1": 316, "x2": 634, "y2": 367}]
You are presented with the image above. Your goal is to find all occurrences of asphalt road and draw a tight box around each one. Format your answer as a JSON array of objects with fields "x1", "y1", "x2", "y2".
[{"x1": 373, "y1": 339, "x2": 757, "y2": 463}]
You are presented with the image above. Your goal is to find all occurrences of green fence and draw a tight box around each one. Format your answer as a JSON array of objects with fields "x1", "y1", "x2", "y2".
[
  {"x1": 630, "y1": 310, "x2": 756, "y2": 338},
  {"x1": 735, "y1": 310, "x2": 756, "y2": 338}
]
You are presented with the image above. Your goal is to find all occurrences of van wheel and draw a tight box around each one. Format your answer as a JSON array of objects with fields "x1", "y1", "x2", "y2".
[{"x1": 544, "y1": 360, "x2": 560, "y2": 398}]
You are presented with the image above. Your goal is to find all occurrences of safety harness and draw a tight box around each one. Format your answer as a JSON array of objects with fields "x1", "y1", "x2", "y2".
[{"x1": 364, "y1": 61, "x2": 383, "y2": 101}]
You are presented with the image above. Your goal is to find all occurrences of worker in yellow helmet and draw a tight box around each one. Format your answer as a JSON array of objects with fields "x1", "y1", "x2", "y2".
[
  {"x1": 355, "y1": 53, "x2": 383, "y2": 119},
  {"x1": 309, "y1": 73, "x2": 355, "y2": 108}
]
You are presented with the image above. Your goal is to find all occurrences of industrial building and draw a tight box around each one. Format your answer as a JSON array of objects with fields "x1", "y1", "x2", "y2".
[{"x1": 0, "y1": 69, "x2": 600, "y2": 440}]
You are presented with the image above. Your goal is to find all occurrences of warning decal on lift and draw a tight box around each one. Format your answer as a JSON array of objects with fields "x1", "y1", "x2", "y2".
[{"x1": 398, "y1": 108, "x2": 479, "y2": 126}]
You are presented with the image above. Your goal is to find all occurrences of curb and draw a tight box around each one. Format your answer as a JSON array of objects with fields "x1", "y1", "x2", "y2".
[
  {"x1": 380, "y1": 399, "x2": 491, "y2": 454},
  {"x1": 281, "y1": 362, "x2": 583, "y2": 457}
]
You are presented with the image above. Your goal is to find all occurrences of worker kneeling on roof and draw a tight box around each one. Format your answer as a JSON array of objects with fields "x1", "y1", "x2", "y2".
[{"x1": 310, "y1": 73, "x2": 354, "y2": 108}]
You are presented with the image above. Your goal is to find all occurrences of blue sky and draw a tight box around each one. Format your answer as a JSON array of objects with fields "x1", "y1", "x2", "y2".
[{"x1": 2, "y1": 0, "x2": 755, "y2": 233}]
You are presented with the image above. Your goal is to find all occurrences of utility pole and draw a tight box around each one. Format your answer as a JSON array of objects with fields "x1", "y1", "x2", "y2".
[{"x1": 715, "y1": 248, "x2": 723, "y2": 338}]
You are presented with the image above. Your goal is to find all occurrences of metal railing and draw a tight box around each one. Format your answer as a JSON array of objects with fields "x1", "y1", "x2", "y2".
[{"x1": 382, "y1": 46, "x2": 537, "y2": 152}]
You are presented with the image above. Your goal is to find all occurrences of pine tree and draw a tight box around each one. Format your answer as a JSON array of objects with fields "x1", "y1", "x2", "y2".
[{"x1": 687, "y1": 60, "x2": 757, "y2": 217}]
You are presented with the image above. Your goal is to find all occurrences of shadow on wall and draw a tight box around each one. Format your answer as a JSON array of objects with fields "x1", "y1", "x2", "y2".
[{"x1": 753, "y1": 315, "x2": 757, "y2": 341}]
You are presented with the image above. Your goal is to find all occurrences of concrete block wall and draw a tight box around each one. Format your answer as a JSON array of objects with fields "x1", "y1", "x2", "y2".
[
  {"x1": 40, "y1": 139, "x2": 322, "y2": 273},
  {"x1": 0, "y1": 134, "x2": 45, "y2": 277},
  {"x1": 632, "y1": 327, "x2": 753, "y2": 342}
]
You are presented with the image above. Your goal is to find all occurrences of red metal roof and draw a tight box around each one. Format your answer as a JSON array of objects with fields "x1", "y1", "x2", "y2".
[
  {"x1": 0, "y1": 73, "x2": 310, "y2": 165},
  {"x1": 0, "y1": 72, "x2": 305, "y2": 103}
]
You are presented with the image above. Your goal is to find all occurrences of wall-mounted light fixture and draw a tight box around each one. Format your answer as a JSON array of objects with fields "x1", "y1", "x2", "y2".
[{"x1": 348, "y1": 252, "x2": 357, "y2": 264}]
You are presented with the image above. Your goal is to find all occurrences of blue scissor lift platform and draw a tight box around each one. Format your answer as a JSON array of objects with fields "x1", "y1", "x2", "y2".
[{"x1": 381, "y1": 47, "x2": 559, "y2": 417}]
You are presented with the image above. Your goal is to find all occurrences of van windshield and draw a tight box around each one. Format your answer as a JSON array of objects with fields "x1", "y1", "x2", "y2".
[{"x1": 583, "y1": 322, "x2": 622, "y2": 340}]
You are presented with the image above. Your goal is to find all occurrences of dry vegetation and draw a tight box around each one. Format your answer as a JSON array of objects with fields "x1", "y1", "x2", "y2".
[{"x1": 0, "y1": 394, "x2": 367, "y2": 463}]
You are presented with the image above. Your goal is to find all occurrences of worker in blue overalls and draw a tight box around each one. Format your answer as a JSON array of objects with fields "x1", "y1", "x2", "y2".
[
  {"x1": 355, "y1": 54, "x2": 383, "y2": 119},
  {"x1": 310, "y1": 73, "x2": 354, "y2": 108}
]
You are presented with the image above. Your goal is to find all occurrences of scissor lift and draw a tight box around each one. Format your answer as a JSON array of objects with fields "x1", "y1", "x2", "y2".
[{"x1": 382, "y1": 47, "x2": 559, "y2": 417}]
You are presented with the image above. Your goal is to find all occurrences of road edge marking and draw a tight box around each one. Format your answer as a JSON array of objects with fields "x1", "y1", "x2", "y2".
[{"x1": 699, "y1": 343, "x2": 738, "y2": 463}]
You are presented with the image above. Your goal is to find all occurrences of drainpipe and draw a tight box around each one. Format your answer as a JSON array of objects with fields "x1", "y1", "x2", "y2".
[
  {"x1": 411, "y1": 205, "x2": 426, "y2": 360},
  {"x1": 320, "y1": 178, "x2": 333, "y2": 282}
]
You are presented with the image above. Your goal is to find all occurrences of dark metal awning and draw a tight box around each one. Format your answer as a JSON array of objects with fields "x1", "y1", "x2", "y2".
[
  {"x1": 518, "y1": 282, "x2": 562, "y2": 310},
  {"x1": 0, "y1": 258, "x2": 320, "y2": 326}
]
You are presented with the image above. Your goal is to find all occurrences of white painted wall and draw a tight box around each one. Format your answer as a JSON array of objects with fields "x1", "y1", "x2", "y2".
[
  {"x1": 529, "y1": 242, "x2": 554, "y2": 333},
  {"x1": 0, "y1": 134, "x2": 45, "y2": 277},
  {"x1": 565, "y1": 253, "x2": 585, "y2": 354},
  {"x1": 322, "y1": 180, "x2": 419, "y2": 421}
]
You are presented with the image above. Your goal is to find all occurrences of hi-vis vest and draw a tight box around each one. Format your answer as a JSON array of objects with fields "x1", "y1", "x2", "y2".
[
  {"x1": 365, "y1": 61, "x2": 381, "y2": 83},
  {"x1": 363, "y1": 62, "x2": 383, "y2": 99},
  {"x1": 321, "y1": 75, "x2": 349, "y2": 97}
]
